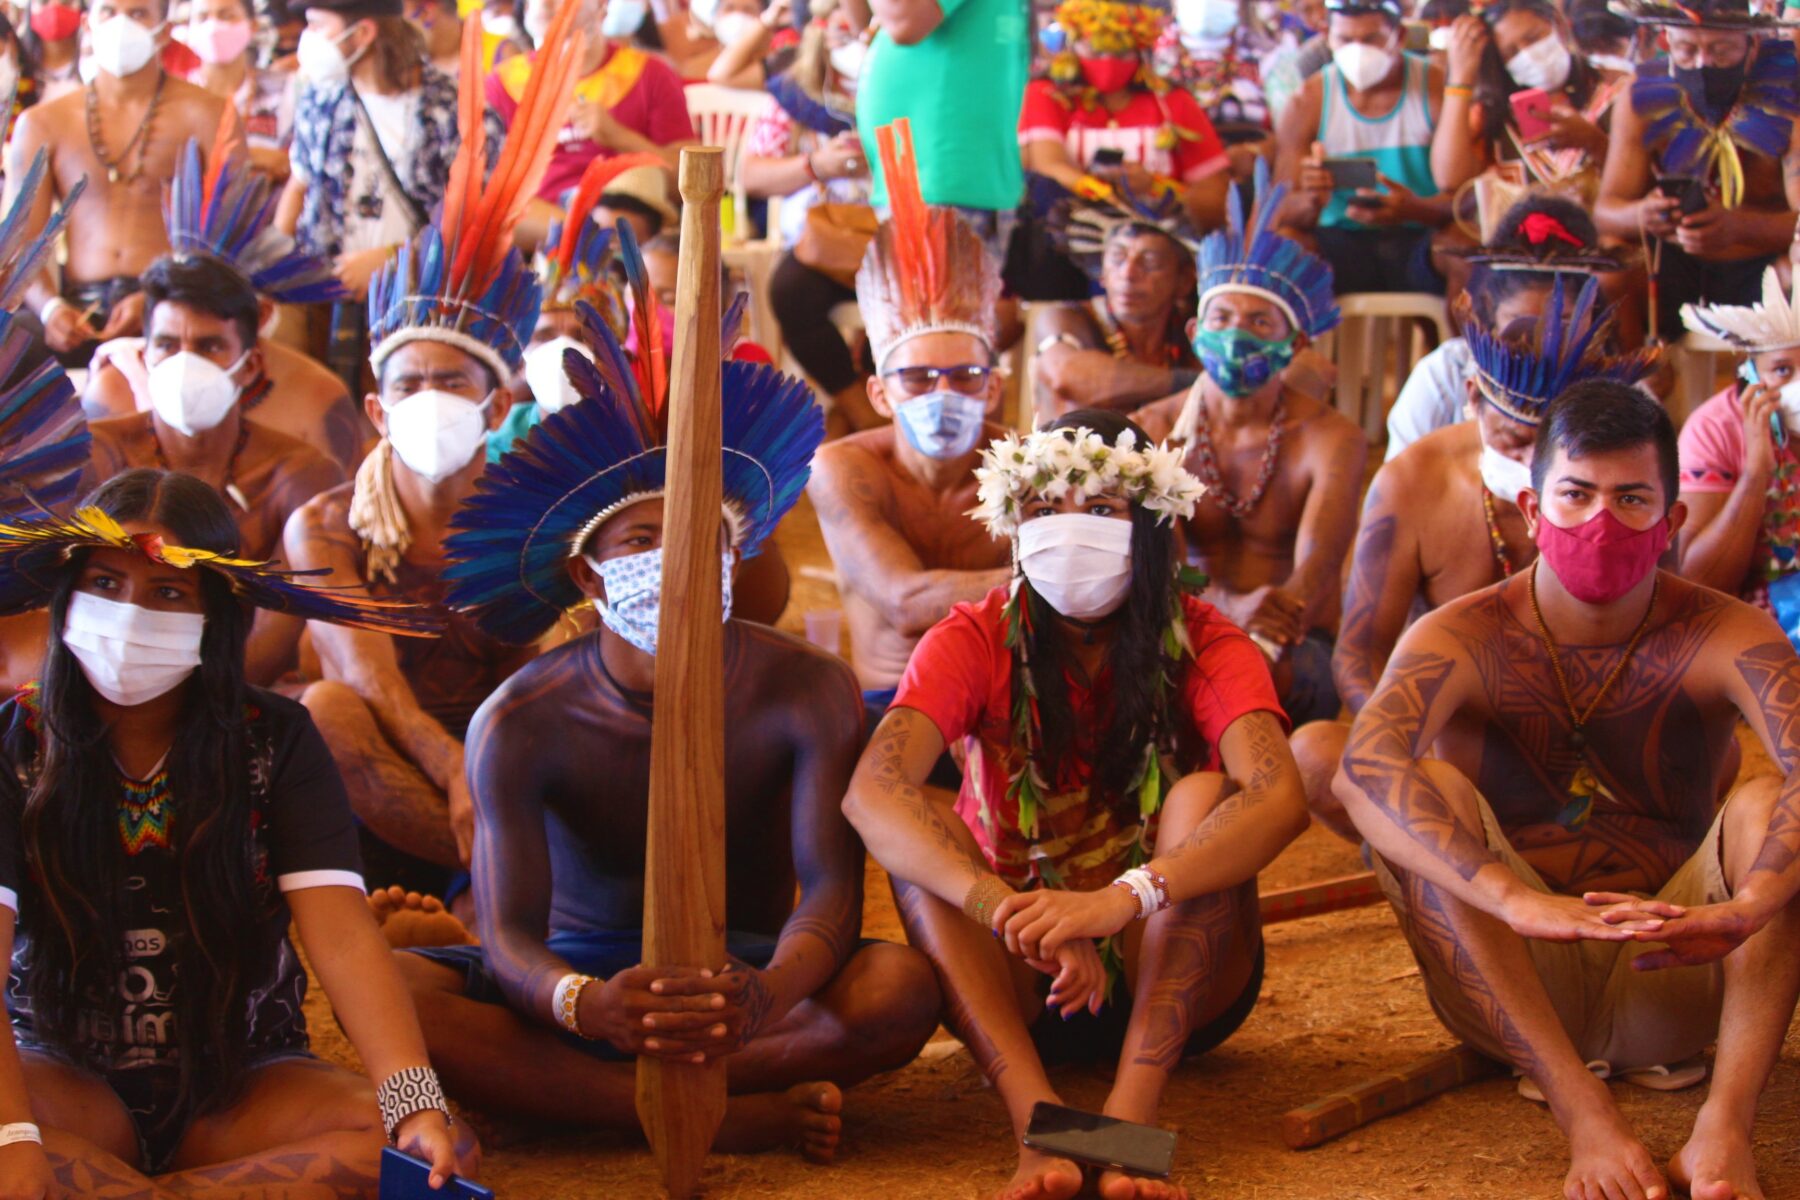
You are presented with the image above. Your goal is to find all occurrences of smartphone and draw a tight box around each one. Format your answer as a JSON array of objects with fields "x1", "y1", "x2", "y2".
[
  {"x1": 379, "y1": 1148, "x2": 495, "y2": 1200},
  {"x1": 1654, "y1": 175, "x2": 1707, "y2": 215},
  {"x1": 1322, "y1": 156, "x2": 1378, "y2": 192},
  {"x1": 1510, "y1": 86, "x2": 1557, "y2": 141},
  {"x1": 1402, "y1": 19, "x2": 1431, "y2": 51},
  {"x1": 1091, "y1": 146, "x2": 1125, "y2": 168},
  {"x1": 1022, "y1": 1102, "x2": 1178, "y2": 1179}
]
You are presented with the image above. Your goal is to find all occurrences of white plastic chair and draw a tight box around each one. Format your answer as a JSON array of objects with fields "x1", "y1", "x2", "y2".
[
  {"x1": 685, "y1": 83, "x2": 785, "y2": 355},
  {"x1": 1319, "y1": 293, "x2": 1454, "y2": 443}
]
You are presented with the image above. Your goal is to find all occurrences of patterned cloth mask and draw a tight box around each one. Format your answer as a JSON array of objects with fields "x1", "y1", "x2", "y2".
[
  {"x1": 1192, "y1": 326, "x2": 1296, "y2": 398},
  {"x1": 589, "y1": 545, "x2": 735, "y2": 656}
]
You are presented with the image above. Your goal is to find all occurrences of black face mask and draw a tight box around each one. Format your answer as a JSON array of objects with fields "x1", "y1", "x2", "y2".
[{"x1": 1674, "y1": 61, "x2": 1749, "y2": 125}]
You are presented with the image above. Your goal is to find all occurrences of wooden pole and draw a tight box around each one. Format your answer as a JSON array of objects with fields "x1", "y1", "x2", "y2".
[
  {"x1": 636, "y1": 146, "x2": 728, "y2": 1200},
  {"x1": 1257, "y1": 871, "x2": 1383, "y2": 925},
  {"x1": 1280, "y1": 1045, "x2": 1504, "y2": 1149}
]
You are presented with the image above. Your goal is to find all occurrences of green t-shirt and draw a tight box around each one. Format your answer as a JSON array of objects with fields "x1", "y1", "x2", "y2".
[
  {"x1": 855, "y1": 0, "x2": 1029, "y2": 213},
  {"x1": 488, "y1": 401, "x2": 542, "y2": 463}
]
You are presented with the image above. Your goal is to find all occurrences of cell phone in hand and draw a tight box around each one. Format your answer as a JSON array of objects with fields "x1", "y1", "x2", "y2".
[
  {"x1": 1509, "y1": 87, "x2": 1558, "y2": 141},
  {"x1": 1654, "y1": 175, "x2": 1707, "y2": 216},
  {"x1": 380, "y1": 1148, "x2": 494, "y2": 1200},
  {"x1": 1091, "y1": 146, "x2": 1125, "y2": 168},
  {"x1": 1022, "y1": 1103, "x2": 1178, "y2": 1179},
  {"x1": 1322, "y1": 156, "x2": 1379, "y2": 193}
]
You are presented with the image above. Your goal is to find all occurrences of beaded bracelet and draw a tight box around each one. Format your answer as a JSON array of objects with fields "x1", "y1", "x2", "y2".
[
  {"x1": 375, "y1": 1067, "x2": 452, "y2": 1144},
  {"x1": 552, "y1": 972, "x2": 598, "y2": 1037},
  {"x1": 962, "y1": 875, "x2": 1015, "y2": 927}
]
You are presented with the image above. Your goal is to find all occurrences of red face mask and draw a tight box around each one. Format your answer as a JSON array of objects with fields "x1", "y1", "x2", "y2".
[
  {"x1": 30, "y1": 2, "x2": 82, "y2": 41},
  {"x1": 1077, "y1": 54, "x2": 1139, "y2": 93},
  {"x1": 1534, "y1": 506, "x2": 1669, "y2": 605}
]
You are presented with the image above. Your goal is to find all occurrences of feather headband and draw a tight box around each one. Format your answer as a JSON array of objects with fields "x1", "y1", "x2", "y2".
[
  {"x1": 1680, "y1": 265, "x2": 1800, "y2": 353},
  {"x1": 444, "y1": 235, "x2": 820, "y2": 646},
  {"x1": 1049, "y1": 0, "x2": 1165, "y2": 52},
  {"x1": 1058, "y1": 180, "x2": 1200, "y2": 275},
  {"x1": 165, "y1": 115, "x2": 346, "y2": 305},
  {"x1": 0, "y1": 506, "x2": 441, "y2": 634},
  {"x1": 533, "y1": 154, "x2": 641, "y2": 335},
  {"x1": 855, "y1": 119, "x2": 1002, "y2": 373},
  {"x1": 1465, "y1": 274, "x2": 1659, "y2": 426},
  {"x1": 1196, "y1": 159, "x2": 1339, "y2": 340},
  {"x1": 368, "y1": 6, "x2": 587, "y2": 380},
  {"x1": 970, "y1": 425, "x2": 1204, "y2": 540}
]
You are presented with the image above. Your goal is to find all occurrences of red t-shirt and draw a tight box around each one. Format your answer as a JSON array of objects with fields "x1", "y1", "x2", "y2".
[
  {"x1": 894, "y1": 587, "x2": 1285, "y2": 890},
  {"x1": 485, "y1": 46, "x2": 695, "y2": 201},
  {"x1": 1017, "y1": 80, "x2": 1230, "y2": 183}
]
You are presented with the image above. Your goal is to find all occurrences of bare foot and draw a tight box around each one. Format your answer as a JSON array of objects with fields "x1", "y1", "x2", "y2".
[
  {"x1": 991, "y1": 1148, "x2": 1082, "y2": 1200},
  {"x1": 368, "y1": 886, "x2": 477, "y2": 949},
  {"x1": 1565, "y1": 1110, "x2": 1668, "y2": 1200},
  {"x1": 715, "y1": 1082, "x2": 843, "y2": 1163},
  {"x1": 1098, "y1": 1169, "x2": 1188, "y2": 1199},
  {"x1": 1670, "y1": 1115, "x2": 1763, "y2": 1200}
]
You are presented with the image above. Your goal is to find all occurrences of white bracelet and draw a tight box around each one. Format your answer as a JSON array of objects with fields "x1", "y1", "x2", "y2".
[
  {"x1": 1112, "y1": 867, "x2": 1170, "y2": 919},
  {"x1": 552, "y1": 971, "x2": 597, "y2": 1036},
  {"x1": 0, "y1": 1122, "x2": 41, "y2": 1147},
  {"x1": 36, "y1": 295, "x2": 72, "y2": 326}
]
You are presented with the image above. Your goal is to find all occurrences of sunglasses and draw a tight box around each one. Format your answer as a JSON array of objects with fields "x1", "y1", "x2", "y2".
[{"x1": 883, "y1": 364, "x2": 992, "y2": 396}]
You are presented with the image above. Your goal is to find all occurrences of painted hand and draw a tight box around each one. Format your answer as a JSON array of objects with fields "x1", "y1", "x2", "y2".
[
  {"x1": 993, "y1": 884, "x2": 1137, "y2": 960},
  {"x1": 0, "y1": 1141, "x2": 51, "y2": 1200},
  {"x1": 1502, "y1": 888, "x2": 1672, "y2": 943},
  {"x1": 1627, "y1": 898, "x2": 1764, "y2": 969}
]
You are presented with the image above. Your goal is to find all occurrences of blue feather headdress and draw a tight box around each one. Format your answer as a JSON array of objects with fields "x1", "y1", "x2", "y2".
[
  {"x1": 1196, "y1": 160, "x2": 1338, "y2": 340},
  {"x1": 1627, "y1": 37, "x2": 1799, "y2": 209},
  {"x1": 1465, "y1": 275, "x2": 1659, "y2": 427},
  {"x1": 164, "y1": 127, "x2": 345, "y2": 305},
  {"x1": 765, "y1": 70, "x2": 855, "y2": 137},
  {"x1": 444, "y1": 282, "x2": 823, "y2": 645},
  {"x1": 1058, "y1": 179, "x2": 1200, "y2": 273}
]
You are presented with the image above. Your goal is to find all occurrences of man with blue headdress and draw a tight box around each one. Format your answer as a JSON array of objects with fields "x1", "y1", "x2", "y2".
[
  {"x1": 392, "y1": 263, "x2": 940, "y2": 1162},
  {"x1": 1137, "y1": 165, "x2": 1365, "y2": 727}
]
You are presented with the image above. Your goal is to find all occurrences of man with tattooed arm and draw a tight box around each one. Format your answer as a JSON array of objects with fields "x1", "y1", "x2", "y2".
[{"x1": 1334, "y1": 380, "x2": 1800, "y2": 1200}]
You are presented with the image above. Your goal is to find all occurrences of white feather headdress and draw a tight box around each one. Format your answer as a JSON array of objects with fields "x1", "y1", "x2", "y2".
[{"x1": 1681, "y1": 267, "x2": 1800, "y2": 353}]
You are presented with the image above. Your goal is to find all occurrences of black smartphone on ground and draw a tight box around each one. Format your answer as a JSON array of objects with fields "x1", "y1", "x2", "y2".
[
  {"x1": 1021, "y1": 1102, "x2": 1178, "y2": 1179},
  {"x1": 1654, "y1": 176, "x2": 1706, "y2": 215},
  {"x1": 1323, "y1": 156, "x2": 1379, "y2": 192},
  {"x1": 380, "y1": 1148, "x2": 495, "y2": 1200},
  {"x1": 1091, "y1": 146, "x2": 1125, "y2": 168}
]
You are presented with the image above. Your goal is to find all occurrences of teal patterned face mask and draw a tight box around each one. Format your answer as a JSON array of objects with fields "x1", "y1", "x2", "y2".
[{"x1": 1191, "y1": 326, "x2": 1297, "y2": 398}]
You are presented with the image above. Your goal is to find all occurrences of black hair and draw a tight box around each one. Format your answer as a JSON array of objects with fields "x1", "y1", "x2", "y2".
[
  {"x1": 1419, "y1": 0, "x2": 1468, "y2": 20},
  {"x1": 1530, "y1": 379, "x2": 1679, "y2": 505},
  {"x1": 599, "y1": 193, "x2": 667, "y2": 239},
  {"x1": 1470, "y1": 0, "x2": 1599, "y2": 145},
  {"x1": 1017, "y1": 409, "x2": 1202, "y2": 811},
  {"x1": 20, "y1": 469, "x2": 266, "y2": 1142},
  {"x1": 1328, "y1": 4, "x2": 1401, "y2": 28},
  {"x1": 141, "y1": 256, "x2": 261, "y2": 352},
  {"x1": 1467, "y1": 195, "x2": 1599, "y2": 326},
  {"x1": 1568, "y1": 0, "x2": 1631, "y2": 52}
]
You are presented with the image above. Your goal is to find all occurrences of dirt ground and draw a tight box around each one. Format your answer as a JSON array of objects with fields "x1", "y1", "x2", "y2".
[{"x1": 304, "y1": 496, "x2": 1800, "y2": 1198}]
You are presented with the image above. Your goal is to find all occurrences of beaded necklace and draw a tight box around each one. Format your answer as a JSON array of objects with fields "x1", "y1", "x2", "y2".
[
  {"x1": 1188, "y1": 397, "x2": 1285, "y2": 518},
  {"x1": 1482, "y1": 487, "x2": 1516, "y2": 579},
  {"x1": 84, "y1": 69, "x2": 167, "y2": 185}
]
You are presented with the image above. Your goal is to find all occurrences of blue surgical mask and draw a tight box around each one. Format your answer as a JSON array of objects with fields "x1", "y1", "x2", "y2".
[
  {"x1": 602, "y1": 0, "x2": 647, "y2": 36},
  {"x1": 894, "y1": 391, "x2": 987, "y2": 459},
  {"x1": 1192, "y1": 326, "x2": 1298, "y2": 398}
]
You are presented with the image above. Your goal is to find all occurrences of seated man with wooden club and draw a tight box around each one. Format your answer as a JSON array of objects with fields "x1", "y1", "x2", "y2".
[
  {"x1": 1333, "y1": 380, "x2": 1800, "y2": 1200},
  {"x1": 395, "y1": 286, "x2": 940, "y2": 1161}
]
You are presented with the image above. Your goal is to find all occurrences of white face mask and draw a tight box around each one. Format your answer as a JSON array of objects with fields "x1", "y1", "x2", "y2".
[
  {"x1": 712, "y1": 10, "x2": 758, "y2": 43},
  {"x1": 827, "y1": 39, "x2": 865, "y2": 81},
  {"x1": 1777, "y1": 380, "x2": 1800, "y2": 429},
  {"x1": 385, "y1": 389, "x2": 491, "y2": 483},
  {"x1": 1177, "y1": 0, "x2": 1238, "y2": 41},
  {"x1": 601, "y1": 0, "x2": 645, "y2": 37},
  {"x1": 78, "y1": 54, "x2": 98, "y2": 84},
  {"x1": 483, "y1": 8, "x2": 521, "y2": 36},
  {"x1": 90, "y1": 13, "x2": 162, "y2": 78},
  {"x1": 588, "y1": 545, "x2": 735, "y2": 657},
  {"x1": 523, "y1": 336, "x2": 594, "y2": 415},
  {"x1": 1332, "y1": 41, "x2": 1394, "y2": 91},
  {"x1": 1017, "y1": 511, "x2": 1134, "y2": 621},
  {"x1": 296, "y1": 25, "x2": 359, "y2": 85},
  {"x1": 1428, "y1": 24, "x2": 1452, "y2": 51},
  {"x1": 689, "y1": 0, "x2": 720, "y2": 27},
  {"x1": 62, "y1": 591, "x2": 205, "y2": 708},
  {"x1": 147, "y1": 350, "x2": 247, "y2": 437},
  {"x1": 1506, "y1": 34, "x2": 1572, "y2": 92},
  {"x1": 1477, "y1": 441, "x2": 1533, "y2": 506}
]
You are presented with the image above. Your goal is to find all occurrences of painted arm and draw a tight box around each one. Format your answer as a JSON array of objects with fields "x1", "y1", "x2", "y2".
[
  {"x1": 1032, "y1": 303, "x2": 1191, "y2": 414},
  {"x1": 807, "y1": 444, "x2": 1010, "y2": 637},
  {"x1": 871, "y1": 0, "x2": 943, "y2": 44},
  {"x1": 1713, "y1": 634, "x2": 1800, "y2": 927},
  {"x1": 1333, "y1": 467, "x2": 1425, "y2": 713},
  {"x1": 842, "y1": 706, "x2": 996, "y2": 906},
  {"x1": 1282, "y1": 414, "x2": 1367, "y2": 631}
]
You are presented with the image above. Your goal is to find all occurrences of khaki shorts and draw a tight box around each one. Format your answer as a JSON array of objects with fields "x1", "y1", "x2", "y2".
[{"x1": 1371, "y1": 792, "x2": 1729, "y2": 1071}]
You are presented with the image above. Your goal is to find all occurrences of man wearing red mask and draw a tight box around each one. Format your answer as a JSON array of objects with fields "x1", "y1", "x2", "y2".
[{"x1": 1333, "y1": 379, "x2": 1800, "y2": 1200}]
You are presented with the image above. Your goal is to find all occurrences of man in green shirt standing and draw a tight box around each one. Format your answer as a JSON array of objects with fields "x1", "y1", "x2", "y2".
[{"x1": 849, "y1": 0, "x2": 1029, "y2": 257}]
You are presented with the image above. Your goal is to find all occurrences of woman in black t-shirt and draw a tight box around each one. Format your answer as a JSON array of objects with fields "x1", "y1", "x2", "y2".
[{"x1": 0, "y1": 469, "x2": 471, "y2": 1197}]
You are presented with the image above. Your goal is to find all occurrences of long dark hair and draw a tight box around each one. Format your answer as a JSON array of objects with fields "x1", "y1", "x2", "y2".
[
  {"x1": 19, "y1": 469, "x2": 265, "y2": 1129},
  {"x1": 1016, "y1": 410, "x2": 1197, "y2": 810},
  {"x1": 1473, "y1": 0, "x2": 1600, "y2": 145}
]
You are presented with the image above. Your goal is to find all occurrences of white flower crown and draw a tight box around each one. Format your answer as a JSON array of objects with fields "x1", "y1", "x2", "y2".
[{"x1": 969, "y1": 426, "x2": 1206, "y2": 539}]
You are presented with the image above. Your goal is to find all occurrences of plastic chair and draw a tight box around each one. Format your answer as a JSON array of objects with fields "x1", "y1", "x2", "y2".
[
  {"x1": 684, "y1": 82, "x2": 785, "y2": 356},
  {"x1": 1320, "y1": 293, "x2": 1454, "y2": 442}
]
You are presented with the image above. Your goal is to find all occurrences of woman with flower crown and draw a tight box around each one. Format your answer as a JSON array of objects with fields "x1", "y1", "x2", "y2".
[{"x1": 843, "y1": 407, "x2": 1308, "y2": 1200}]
